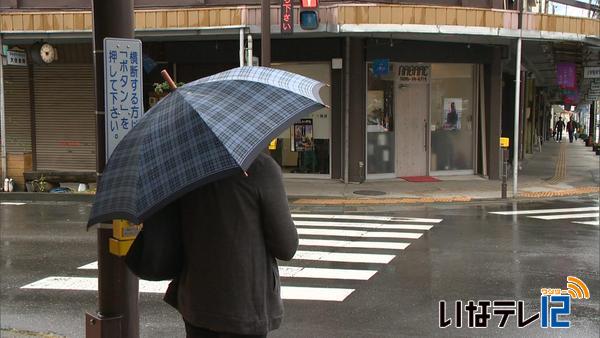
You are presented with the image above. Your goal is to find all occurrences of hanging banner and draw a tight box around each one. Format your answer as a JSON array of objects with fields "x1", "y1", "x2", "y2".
[
  {"x1": 281, "y1": 0, "x2": 294, "y2": 34},
  {"x1": 556, "y1": 63, "x2": 576, "y2": 89},
  {"x1": 103, "y1": 38, "x2": 144, "y2": 162}
]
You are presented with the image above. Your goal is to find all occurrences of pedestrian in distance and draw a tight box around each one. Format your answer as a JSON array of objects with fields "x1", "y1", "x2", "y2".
[
  {"x1": 566, "y1": 118, "x2": 575, "y2": 143},
  {"x1": 164, "y1": 152, "x2": 299, "y2": 338},
  {"x1": 554, "y1": 117, "x2": 565, "y2": 142}
]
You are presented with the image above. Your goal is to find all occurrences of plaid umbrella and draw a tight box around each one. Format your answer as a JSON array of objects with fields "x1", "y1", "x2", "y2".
[{"x1": 88, "y1": 67, "x2": 325, "y2": 226}]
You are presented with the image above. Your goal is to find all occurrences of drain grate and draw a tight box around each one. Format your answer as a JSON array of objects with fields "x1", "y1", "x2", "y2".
[{"x1": 353, "y1": 190, "x2": 386, "y2": 196}]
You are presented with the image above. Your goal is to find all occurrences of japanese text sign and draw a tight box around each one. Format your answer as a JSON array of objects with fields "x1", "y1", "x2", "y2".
[
  {"x1": 103, "y1": 38, "x2": 144, "y2": 162},
  {"x1": 281, "y1": 0, "x2": 294, "y2": 34},
  {"x1": 7, "y1": 50, "x2": 27, "y2": 66},
  {"x1": 584, "y1": 67, "x2": 600, "y2": 79}
]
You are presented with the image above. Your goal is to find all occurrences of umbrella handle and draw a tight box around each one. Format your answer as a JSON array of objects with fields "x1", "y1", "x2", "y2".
[{"x1": 161, "y1": 70, "x2": 178, "y2": 89}]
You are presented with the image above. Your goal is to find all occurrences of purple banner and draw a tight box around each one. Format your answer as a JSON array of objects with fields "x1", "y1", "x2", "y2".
[{"x1": 556, "y1": 63, "x2": 576, "y2": 89}]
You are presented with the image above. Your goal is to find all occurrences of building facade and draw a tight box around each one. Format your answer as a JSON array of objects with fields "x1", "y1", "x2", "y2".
[{"x1": 1, "y1": 1, "x2": 598, "y2": 189}]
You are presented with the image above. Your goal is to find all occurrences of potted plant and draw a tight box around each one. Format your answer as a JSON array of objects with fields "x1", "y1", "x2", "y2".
[{"x1": 153, "y1": 80, "x2": 184, "y2": 95}]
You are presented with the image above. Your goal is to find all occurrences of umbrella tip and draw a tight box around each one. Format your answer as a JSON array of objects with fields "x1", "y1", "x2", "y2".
[{"x1": 243, "y1": 171, "x2": 249, "y2": 177}]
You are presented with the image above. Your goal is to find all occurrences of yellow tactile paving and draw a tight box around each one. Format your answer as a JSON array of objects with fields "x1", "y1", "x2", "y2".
[
  {"x1": 520, "y1": 186, "x2": 600, "y2": 198},
  {"x1": 546, "y1": 143, "x2": 567, "y2": 185}
]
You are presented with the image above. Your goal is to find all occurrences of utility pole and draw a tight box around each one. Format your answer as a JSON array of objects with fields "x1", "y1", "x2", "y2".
[
  {"x1": 261, "y1": 0, "x2": 271, "y2": 67},
  {"x1": 0, "y1": 34, "x2": 6, "y2": 183},
  {"x1": 87, "y1": 1, "x2": 139, "y2": 337}
]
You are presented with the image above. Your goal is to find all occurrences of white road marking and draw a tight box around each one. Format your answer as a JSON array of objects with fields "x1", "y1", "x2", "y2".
[
  {"x1": 78, "y1": 262, "x2": 98, "y2": 270},
  {"x1": 299, "y1": 238, "x2": 410, "y2": 250},
  {"x1": 528, "y1": 213, "x2": 600, "y2": 220},
  {"x1": 21, "y1": 276, "x2": 354, "y2": 301},
  {"x1": 490, "y1": 207, "x2": 598, "y2": 215},
  {"x1": 297, "y1": 228, "x2": 422, "y2": 239},
  {"x1": 26, "y1": 213, "x2": 443, "y2": 303},
  {"x1": 572, "y1": 220, "x2": 600, "y2": 226},
  {"x1": 294, "y1": 220, "x2": 433, "y2": 231},
  {"x1": 293, "y1": 250, "x2": 395, "y2": 264},
  {"x1": 0, "y1": 202, "x2": 26, "y2": 205},
  {"x1": 279, "y1": 266, "x2": 377, "y2": 280},
  {"x1": 281, "y1": 286, "x2": 354, "y2": 302},
  {"x1": 80, "y1": 260, "x2": 378, "y2": 280},
  {"x1": 291, "y1": 214, "x2": 442, "y2": 223}
]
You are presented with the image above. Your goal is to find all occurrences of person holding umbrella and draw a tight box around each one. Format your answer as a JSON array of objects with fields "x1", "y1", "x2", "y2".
[
  {"x1": 88, "y1": 67, "x2": 327, "y2": 337},
  {"x1": 167, "y1": 151, "x2": 298, "y2": 338}
]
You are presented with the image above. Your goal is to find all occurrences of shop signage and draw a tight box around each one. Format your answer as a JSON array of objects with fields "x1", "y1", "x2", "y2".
[
  {"x1": 103, "y1": 38, "x2": 144, "y2": 162},
  {"x1": 6, "y1": 50, "x2": 27, "y2": 66},
  {"x1": 397, "y1": 64, "x2": 429, "y2": 83},
  {"x1": 591, "y1": 81, "x2": 600, "y2": 91},
  {"x1": 584, "y1": 67, "x2": 600, "y2": 79},
  {"x1": 372, "y1": 59, "x2": 390, "y2": 76},
  {"x1": 280, "y1": 0, "x2": 294, "y2": 34}
]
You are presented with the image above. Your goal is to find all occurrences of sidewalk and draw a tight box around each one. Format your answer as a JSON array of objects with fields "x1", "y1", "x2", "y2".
[
  {"x1": 284, "y1": 138, "x2": 599, "y2": 205},
  {"x1": 1, "y1": 139, "x2": 598, "y2": 205}
]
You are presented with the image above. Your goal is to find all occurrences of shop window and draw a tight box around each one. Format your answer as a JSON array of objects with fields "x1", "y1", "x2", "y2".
[
  {"x1": 366, "y1": 63, "x2": 395, "y2": 175},
  {"x1": 269, "y1": 63, "x2": 331, "y2": 175},
  {"x1": 430, "y1": 64, "x2": 474, "y2": 172}
]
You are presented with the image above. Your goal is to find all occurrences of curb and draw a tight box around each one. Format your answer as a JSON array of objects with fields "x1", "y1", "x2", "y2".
[{"x1": 2, "y1": 187, "x2": 598, "y2": 205}]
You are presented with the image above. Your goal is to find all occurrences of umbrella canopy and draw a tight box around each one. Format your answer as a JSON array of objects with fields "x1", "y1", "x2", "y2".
[{"x1": 88, "y1": 66, "x2": 325, "y2": 226}]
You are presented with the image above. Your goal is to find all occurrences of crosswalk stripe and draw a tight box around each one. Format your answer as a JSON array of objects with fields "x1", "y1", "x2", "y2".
[
  {"x1": 0, "y1": 202, "x2": 26, "y2": 205},
  {"x1": 489, "y1": 207, "x2": 598, "y2": 215},
  {"x1": 21, "y1": 277, "x2": 354, "y2": 301},
  {"x1": 528, "y1": 213, "x2": 599, "y2": 220},
  {"x1": 299, "y1": 238, "x2": 410, "y2": 250},
  {"x1": 27, "y1": 212, "x2": 442, "y2": 303},
  {"x1": 572, "y1": 220, "x2": 600, "y2": 226},
  {"x1": 293, "y1": 250, "x2": 395, "y2": 264},
  {"x1": 297, "y1": 228, "x2": 422, "y2": 239},
  {"x1": 79, "y1": 260, "x2": 378, "y2": 280},
  {"x1": 292, "y1": 214, "x2": 442, "y2": 223},
  {"x1": 279, "y1": 266, "x2": 377, "y2": 280},
  {"x1": 78, "y1": 262, "x2": 97, "y2": 270},
  {"x1": 281, "y1": 286, "x2": 354, "y2": 302},
  {"x1": 294, "y1": 220, "x2": 433, "y2": 231}
]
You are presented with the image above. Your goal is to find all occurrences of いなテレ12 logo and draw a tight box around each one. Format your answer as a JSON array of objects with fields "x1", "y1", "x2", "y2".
[{"x1": 439, "y1": 276, "x2": 591, "y2": 329}]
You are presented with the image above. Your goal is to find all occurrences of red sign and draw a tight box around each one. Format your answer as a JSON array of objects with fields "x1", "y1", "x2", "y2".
[
  {"x1": 301, "y1": 0, "x2": 318, "y2": 8},
  {"x1": 281, "y1": 0, "x2": 294, "y2": 34}
]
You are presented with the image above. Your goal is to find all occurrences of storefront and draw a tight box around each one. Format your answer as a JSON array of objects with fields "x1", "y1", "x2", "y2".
[
  {"x1": 270, "y1": 62, "x2": 332, "y2": 177},
  {"x1": 366, "y1": 62, "x2": 479, "y2": 178}
]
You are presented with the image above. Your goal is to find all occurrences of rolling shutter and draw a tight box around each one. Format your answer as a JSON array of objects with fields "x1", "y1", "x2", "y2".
[
  {"x1": 33, "y1": 64, "x2": 96, "y2": 170},
  {"x1": 3, "y1": 66, "x2": 31, "y2": 154}
]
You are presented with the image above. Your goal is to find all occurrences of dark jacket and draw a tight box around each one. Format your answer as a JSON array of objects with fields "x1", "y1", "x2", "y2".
[{"x1": 165, "y1": 153, "x2": 298, "y2": 335}]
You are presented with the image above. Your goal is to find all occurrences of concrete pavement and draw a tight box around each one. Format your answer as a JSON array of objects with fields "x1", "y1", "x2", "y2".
[{"x1": 1, "y1": 138, "x2": 598, "y2": 205}]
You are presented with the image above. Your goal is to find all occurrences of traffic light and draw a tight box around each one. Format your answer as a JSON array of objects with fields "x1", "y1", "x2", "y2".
[{"x1": 300, "y1": 0, "x2": 319, "y2": 30}]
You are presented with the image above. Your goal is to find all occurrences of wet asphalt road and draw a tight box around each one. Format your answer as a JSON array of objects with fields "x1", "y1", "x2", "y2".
[{"x1": 1, "y1": 196, "x2": 599, "y2": 337}]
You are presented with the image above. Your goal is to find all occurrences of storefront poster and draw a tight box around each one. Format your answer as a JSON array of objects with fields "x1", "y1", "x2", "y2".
[
  {"x1": 292, "y1": 119, "x2": 314, "y2": 152},
  {"x1": 443, "y1": 98, "x2": 462, "y2": 130}
]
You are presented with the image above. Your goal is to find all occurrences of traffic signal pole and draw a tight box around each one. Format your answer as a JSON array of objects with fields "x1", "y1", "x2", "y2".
[{"x1": 88, "y1": 1, "x2": 139, "y2": 337}]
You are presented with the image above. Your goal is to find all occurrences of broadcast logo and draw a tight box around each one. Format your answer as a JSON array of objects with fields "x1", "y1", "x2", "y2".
[{"x1": 440, "y1": 276, "x2": 590, "y2": 329}]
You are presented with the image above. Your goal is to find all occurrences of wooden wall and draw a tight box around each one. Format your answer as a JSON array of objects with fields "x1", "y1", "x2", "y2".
[{"x1": 1, "y1": 5, "x2": 598, "y2": 36}]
